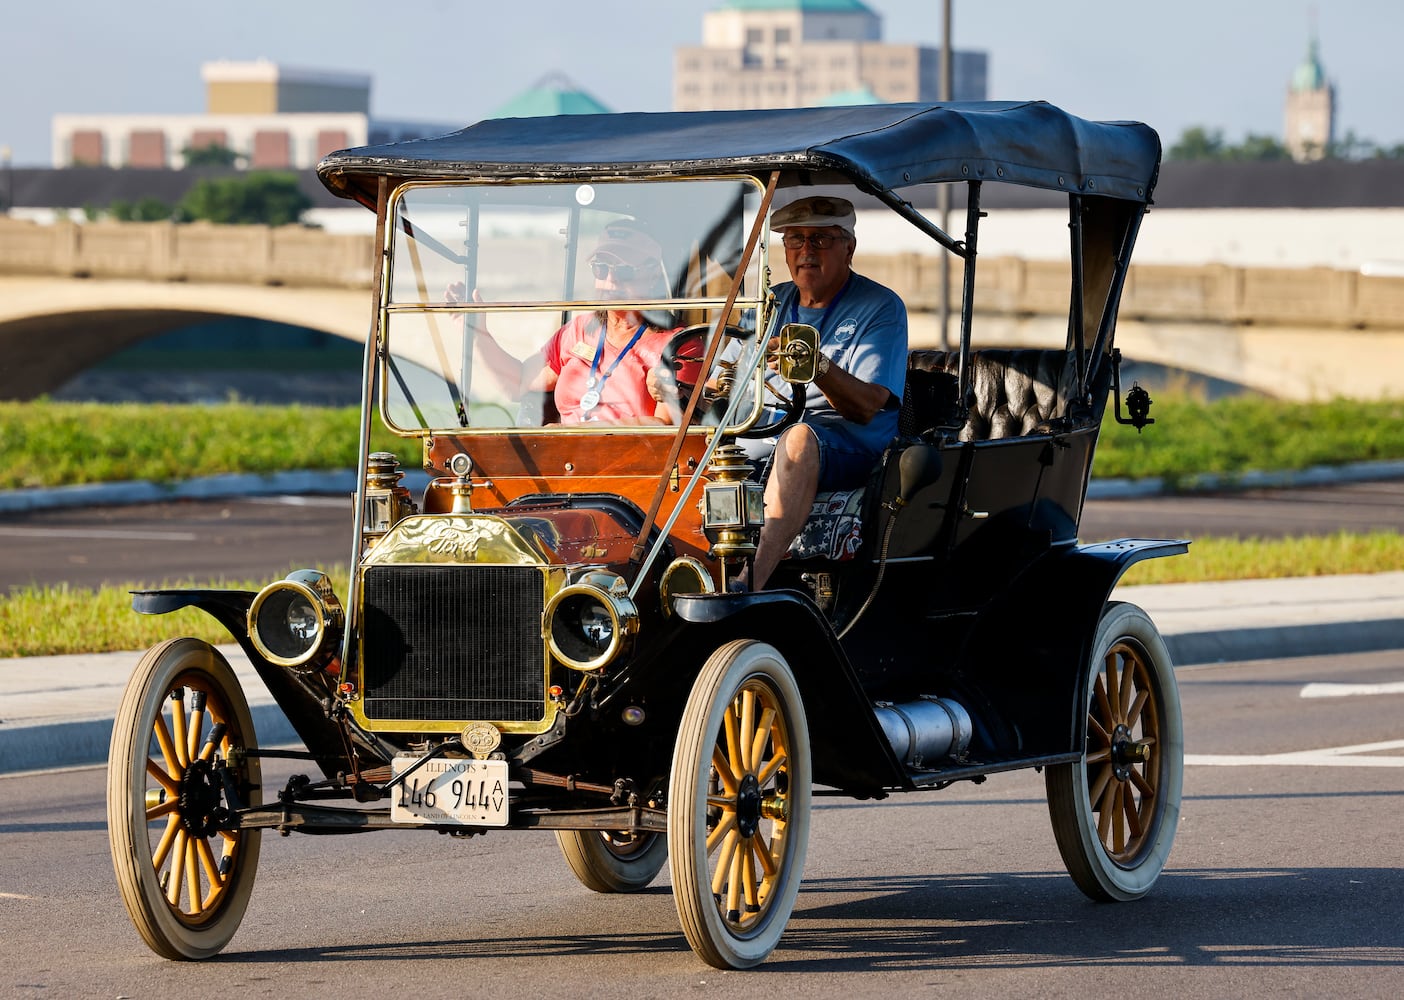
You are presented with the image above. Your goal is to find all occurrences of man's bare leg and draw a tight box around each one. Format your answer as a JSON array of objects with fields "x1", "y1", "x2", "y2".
[{"x1": 747, "y1": 425, "x2": 820, "y2": 590}]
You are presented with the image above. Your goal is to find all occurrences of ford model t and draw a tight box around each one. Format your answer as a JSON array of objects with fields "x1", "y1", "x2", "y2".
[{"x1": 108, "y1": 101, "x2": 1185, "y2": 969}]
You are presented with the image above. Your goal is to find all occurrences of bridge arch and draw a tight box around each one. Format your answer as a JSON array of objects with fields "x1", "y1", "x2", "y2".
[{"x1": 0, "y1": 277, "x2": 369, "y2": 400}]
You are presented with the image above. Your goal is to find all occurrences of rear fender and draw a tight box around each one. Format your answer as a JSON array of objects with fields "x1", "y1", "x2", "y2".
[
  {"x1": 955, "y1": 538, "x2": 1188, "y2": 756},
  {"x1": 670, "y1": 590, "x2": 905, "y2": 794}
]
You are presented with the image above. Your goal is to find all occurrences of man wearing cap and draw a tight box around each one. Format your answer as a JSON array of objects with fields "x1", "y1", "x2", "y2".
[{"x1": 743, "y1": 195, "x2": 908, "y2": 590}]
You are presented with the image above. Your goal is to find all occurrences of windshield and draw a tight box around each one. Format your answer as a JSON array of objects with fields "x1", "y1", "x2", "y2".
[{"x1": 381, "y1": 178, "x2": 771, "y2": 433}]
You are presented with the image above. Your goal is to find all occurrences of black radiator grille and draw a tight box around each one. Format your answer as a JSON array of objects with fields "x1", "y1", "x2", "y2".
[{"x1": 360, "y1": 565, "x2": 546, "y2": 722}]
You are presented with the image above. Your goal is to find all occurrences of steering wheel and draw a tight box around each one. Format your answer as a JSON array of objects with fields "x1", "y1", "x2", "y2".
[{"x1": 655, "y1": 324, "x2": 805, "y2": 438}]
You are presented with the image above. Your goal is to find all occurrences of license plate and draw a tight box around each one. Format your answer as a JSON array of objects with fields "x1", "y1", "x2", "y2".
[{"x1": 390, "y1": 755, "x2": 510, "y2": 827}]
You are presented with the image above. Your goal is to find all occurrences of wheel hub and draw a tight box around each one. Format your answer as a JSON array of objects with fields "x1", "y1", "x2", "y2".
[
  {"x1": 1109, "y1": 723, "x2": 1151, "y2": 781},
  {"x1": 177, "y1": 758, "x2": 227, "y2": 837},
  {"x1": 735, "y1": 773, "x2": 762, "y2": 838}
]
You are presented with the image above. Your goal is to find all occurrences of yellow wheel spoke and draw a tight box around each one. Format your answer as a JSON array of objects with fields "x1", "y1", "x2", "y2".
[
  {"x1": 1119, "y1": 658, "x2": 1137, "y2": 717},
  {"x1": 1103, "y1": 653, "x2": 1121, "y2": 725},
  {"x1": 169, "y1": 694, "x2": 190, "y2": 769},
  {"x1": 152, "y1": 714, "x2": 181, "y2": 776},
  {"x1": 166, "y1": 830, "x2": 188, "y2": 906},
  {"x1": 196, "y1": 836, "x2": 225, "y2": 890},
  {"x1": 185, "y1": 836, "x2": 202, "y2": 914},
  {"x1": 1129, "y1": 766, "x2": 1155, "y2": 798},
  {"x1": 1123, "y1": 785, "x2": 1144, "y2": 841},
  {"x1": 1088, "y1": 716, "x2": 1112, "y2": 746},
  {"x1": 712, "y1": 828, "x2": 739, "y2": 898},
  {"x1": 711, "y1": 746, "x2": 739, "y2": 795},
  {"x1": 146, "y1": 758, "x2": 180, "y2": 797},
  {"x1": 1093, "y1": 673, "x2": 1113, "y2": 731},
  {"x1": 153, "y1": 815, "x2": 180, "y2": 869},
  {"x1": 706, "y1": 811, "x2": 737, "y2": 854},
  {"x1": 187, "y1": 700, "x2": 206, "y2": 765},
  {"x1": 146, "y1": 798, "x2": 178, "y2": 821},
  {"x1": 724, "y1": 709, "x2": 743, "y2": 781},
  {"x1": 742, "y1": 843, "x2": 760, "y2": 914},
  {"x1": 1089, "y1": 762, "x2": 1113, "y2": 806},
  {"x1": 726, "y1": 843, "x2": 744, "y2": 918},
  {"x1": 1128, "y1": 689, "x2": 1149, "y2": 729},
  {"x1": 755, "y1": 751, "x2": 787, "y2": 786},
  {"x1": 1095, "y1": 776, "x2": 1117, "y2": 845},
  {"x1": 1086, "y1": 748, "x2": 1111, "y2": 764},
  {"x1": 1112, "y1": 783, "x2": 1128, "y2": 853},
  {"x1": 748, "y1": 706, "x2": 776, "y2": 775},
  {"x1": 738, "y1": 689, "x2": 757, "y2": 773},
  {"x1": 752, "y1": 828, "x2": 778, "y2": 879}
]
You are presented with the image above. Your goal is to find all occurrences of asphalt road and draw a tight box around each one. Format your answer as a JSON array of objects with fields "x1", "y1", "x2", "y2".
[
  {"x1": 3, "y1": 480, "x2": 1403, "y2": 590},
  {"x1": 3, "y1": 647, "x2": 1400, "y2": 997}
]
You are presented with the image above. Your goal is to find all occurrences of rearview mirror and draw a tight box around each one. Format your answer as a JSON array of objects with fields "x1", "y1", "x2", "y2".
[{"x1": 775, "y1": 323, "x2": 819, "y2": 383}]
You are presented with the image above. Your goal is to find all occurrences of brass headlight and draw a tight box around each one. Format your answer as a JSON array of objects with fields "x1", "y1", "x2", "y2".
[
  {"x1": 248, "y1": 570, "x2": 344, "y2": 670},
  {"x1": 545, "y1": 571, "x2": 639, "y2": 672}
]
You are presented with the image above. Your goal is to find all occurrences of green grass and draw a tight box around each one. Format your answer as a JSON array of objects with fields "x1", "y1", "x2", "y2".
[
  {"x1": 3, "y1": 395, "x2": 1403, "y2": 657},
  {"x1": 4, "y1": 395, "x2": 1404, "y2": 491}
]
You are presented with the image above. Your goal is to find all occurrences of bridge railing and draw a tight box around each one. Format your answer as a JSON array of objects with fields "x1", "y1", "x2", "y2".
[{"x1": 2, "y1": 219, "x2": 1402, "y2": 330}]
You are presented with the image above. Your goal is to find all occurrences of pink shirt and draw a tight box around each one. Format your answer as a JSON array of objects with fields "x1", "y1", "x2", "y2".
[{"x1": 541, "y1": 315, "x2": 677, "y2": 424}]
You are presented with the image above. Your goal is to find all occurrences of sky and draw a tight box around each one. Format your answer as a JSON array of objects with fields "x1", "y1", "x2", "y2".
[{"x1": 3, "y1": 0, "x2": 1401, "y2": 166}]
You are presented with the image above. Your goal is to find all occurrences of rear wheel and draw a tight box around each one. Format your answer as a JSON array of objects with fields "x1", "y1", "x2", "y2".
[
  {"x1": 668, "y1": 640, "x2": 811, "y2": 969},
  {"x1": 1046, "y1": 602, "x2": 1183, "y2": 901},
  {"x1": 107, "y1": 638, "x2": 262, "y2": 959},
  {"x1": 555, "y1": 830, "x2": 668, "y2": 893}
]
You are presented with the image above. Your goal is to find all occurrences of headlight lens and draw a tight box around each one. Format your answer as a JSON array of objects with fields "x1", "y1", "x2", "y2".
[
  {"x1": 545, "y1": 572, "x2": 638, "y2": 672},
  {"x1": 248, "y1": 570, "x2": 344, "y2": 670}
]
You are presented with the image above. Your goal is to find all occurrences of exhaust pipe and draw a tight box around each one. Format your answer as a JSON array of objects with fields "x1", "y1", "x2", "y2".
[{"x1": 874, "y1": 696, "x2": 972, "y2": 767}]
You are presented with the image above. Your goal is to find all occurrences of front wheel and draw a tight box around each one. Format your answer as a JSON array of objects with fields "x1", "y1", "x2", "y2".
[
  {"x1": 107, "y1": 638, "x2": 262, "y2": 959},
  {"x1": 668, "y1": 640, "x2": 811, "y2": 969},
  {"x1": 1046, "y1": 602, "x2": 1183, "y2": 901},
  {"x1": 555, "y1": 830, "x2": 668, "y2": 893}
]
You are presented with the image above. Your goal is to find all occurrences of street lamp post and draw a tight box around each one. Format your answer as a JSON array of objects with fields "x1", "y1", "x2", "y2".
[
  {"x1": 1, "y1": 146, "x2": 11, "y2": 215},
  {"x1": 937, "y1": 1, "x2": 953, "y2": 350}
]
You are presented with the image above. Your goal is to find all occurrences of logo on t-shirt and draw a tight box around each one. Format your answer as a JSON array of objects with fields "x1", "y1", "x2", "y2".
[{"x1": 833, "y1": 318, "x2": 858, "y2": 345}]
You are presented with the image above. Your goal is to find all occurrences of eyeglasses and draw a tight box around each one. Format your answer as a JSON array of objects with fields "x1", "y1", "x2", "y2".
[
  {"x1": 781, "y1": 233, "x2": 846, "y2": 250},
  {"x1": 590, "y1": 260, "x2": 646, "y2": 281}
]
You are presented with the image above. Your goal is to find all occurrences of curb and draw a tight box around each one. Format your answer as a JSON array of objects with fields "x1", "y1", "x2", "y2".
[{"x1": 4, "y1": 616, "x2": 1401, "y2": 776}]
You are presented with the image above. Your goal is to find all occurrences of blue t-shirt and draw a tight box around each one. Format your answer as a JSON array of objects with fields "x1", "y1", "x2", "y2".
[{"x1": 774, "y1": 271, "x2": 908, "y2": 458}]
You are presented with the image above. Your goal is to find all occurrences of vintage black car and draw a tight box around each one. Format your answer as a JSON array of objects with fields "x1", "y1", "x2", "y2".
[{"x1": 108, "y1": 100, "x2": 1185, "y2": 969}]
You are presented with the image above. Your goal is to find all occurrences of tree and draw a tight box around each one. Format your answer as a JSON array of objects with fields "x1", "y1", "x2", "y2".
[
  {"x1": 1166, "y1": 126, "x2": 1225, "y2": 162},
  {"x1": 1226, "y1": 133, "x2": 1290, "y2": 162},
  {"x1": 177, "y1": 172, "x2": 312, "y2": 226},
  {"x1": 181, "y1": 142, "x2": 243, "y2": 168}
]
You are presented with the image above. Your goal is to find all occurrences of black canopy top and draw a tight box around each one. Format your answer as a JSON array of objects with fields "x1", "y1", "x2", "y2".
[{"x1": 317, "y1": 100, "x2": 1161, "y2": 210}]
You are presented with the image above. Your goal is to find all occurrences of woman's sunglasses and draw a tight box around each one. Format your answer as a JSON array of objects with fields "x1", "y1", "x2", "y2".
[{"x1": 590, "y1": 260, "x2": 647, "y2": 281}]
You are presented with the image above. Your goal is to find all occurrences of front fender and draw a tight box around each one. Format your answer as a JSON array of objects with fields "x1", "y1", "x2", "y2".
[
  {"x1": 671, "y1": 590, "x2": 906, "y2": 795},
  {"x1": 131, "y1": 587, "x2": 352, "y2": 777}
]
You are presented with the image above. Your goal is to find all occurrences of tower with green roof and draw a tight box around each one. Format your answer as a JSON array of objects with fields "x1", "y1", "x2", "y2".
[{"x1": 1284, "y1": 31, "x2": 1334, "y2": 161}]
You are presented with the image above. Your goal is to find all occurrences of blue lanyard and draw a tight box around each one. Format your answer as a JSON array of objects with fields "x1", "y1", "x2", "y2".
[{"x1": 587, "y1": 322, "x2": 647, "y2": 389}]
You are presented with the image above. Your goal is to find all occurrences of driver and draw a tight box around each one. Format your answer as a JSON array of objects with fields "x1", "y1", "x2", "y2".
[
  {"x1": 448, "y1": 223, "x2": 682, "y2": 424},
  {"x1": 739, "y1": 195, "x2": 909, "y2": 591}
]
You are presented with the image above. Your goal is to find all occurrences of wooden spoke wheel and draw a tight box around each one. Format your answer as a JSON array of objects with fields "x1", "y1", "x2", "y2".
[
  {"x1": 555, "y1": 829, "x2": 668, "y2": 893},
  {"x1": 107, "y1": 638, "x2": 262, "y2": 959},
  {"x1": 1046, "y1": 602, "x2": 1183, "y2": 901},
  {"x1": 669, "y1": 640, "x2": 810, "y2": 969}
]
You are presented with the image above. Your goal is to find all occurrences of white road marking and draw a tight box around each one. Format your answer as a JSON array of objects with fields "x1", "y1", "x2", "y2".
[
  {"x1": 1301, "y1": 681, "x2": 1404, "y2": 698},
  {"x1": 0, "y1": 526, "x2": 197, "y2": 541},
  {"x1": 1187, "y1": 738, "x2": 1404, "y2": 767}
]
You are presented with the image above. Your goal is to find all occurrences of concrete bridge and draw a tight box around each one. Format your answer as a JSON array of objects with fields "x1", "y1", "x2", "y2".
[{"x1": 2, "y1": 218, "x2": 1402, "y2": 401}]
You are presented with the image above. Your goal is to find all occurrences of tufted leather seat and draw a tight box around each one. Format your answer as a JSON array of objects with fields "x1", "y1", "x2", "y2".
[{"x1": 906, "y1": 349, "x2": 1077, "y2": 442}]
